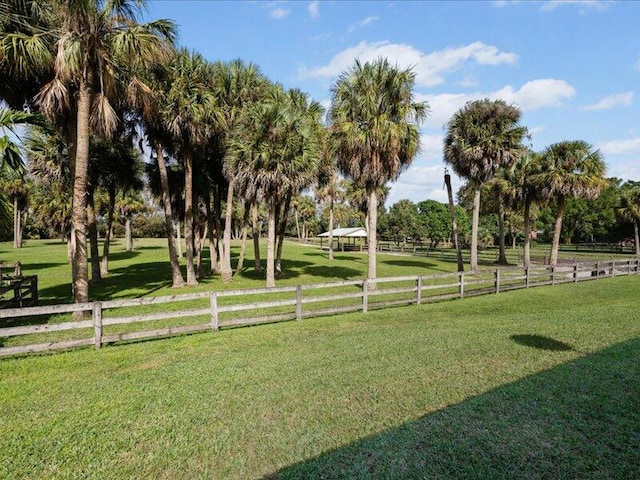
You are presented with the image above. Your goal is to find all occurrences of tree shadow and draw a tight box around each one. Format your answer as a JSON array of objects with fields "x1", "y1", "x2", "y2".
[
  {"x1": 380, "y1": 259, "x2": 447, "y2": 272},
  {"x1": 303, "y1": 265, "x2": 362, "y2": 280},
  {"x1": 510, "y1": 334, "x2": 574, "y2": 351},
  {"x1": 266, "y1": 337, "x2": 640, "y2": 479}
]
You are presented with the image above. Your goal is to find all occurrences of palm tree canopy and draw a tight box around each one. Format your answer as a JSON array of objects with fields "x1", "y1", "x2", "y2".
[
  {"x1": 535, "y1": 140, "x2": 607, "y2": 200},
  {"x1": 329, "y1": 57, "x2": 427, "y2": 190},
  {"x1": 444, "y1": 98, "x2": 528, "y2": 185}
]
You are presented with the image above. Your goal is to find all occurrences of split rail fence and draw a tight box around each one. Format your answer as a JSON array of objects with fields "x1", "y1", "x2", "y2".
[{"x1": 0, "y1": 257, "x2": 638, "y2": 357}]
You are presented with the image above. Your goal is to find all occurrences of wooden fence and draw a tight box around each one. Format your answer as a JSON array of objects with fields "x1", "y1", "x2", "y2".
[{"x1": 0, "y1": 257, "x2": 638, "y2": 357}]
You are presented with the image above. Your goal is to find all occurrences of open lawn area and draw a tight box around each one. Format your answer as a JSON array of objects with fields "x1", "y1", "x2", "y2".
[{"x1": 1, "y1": 272, "x2": 639, "y2": 478}]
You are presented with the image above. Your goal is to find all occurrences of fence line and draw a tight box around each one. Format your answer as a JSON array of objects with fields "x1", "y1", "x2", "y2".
[{"x1": 0, "y1": 257, "x2": 638, "y2": 357}]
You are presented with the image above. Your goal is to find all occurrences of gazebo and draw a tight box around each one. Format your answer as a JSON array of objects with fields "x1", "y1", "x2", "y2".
[{"x1": 318, "y1": 227, "x2": 368, "y2": 252}]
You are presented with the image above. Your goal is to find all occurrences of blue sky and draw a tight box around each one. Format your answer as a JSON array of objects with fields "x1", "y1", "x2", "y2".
[{"x1": 145, "y1": 0, "x2": 640, "y2": 206}]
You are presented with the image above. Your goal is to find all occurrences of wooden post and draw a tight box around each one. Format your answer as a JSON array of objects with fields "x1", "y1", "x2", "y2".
[
  {"x1": 494, "y1": 269, "x2": 500, "y2": 294},
  {"x1": 210, "y1": 293, "x2": 219, "y2": 331},
  {"x1": 596, "y1": 261, "x2": 600, "y2": 279},
  {"x1": 416, "y1": 276, "x2": 422, "y2": 305},
  {"x1": 525, "y1": 267, "x2": 530, "y2": 289},
  {"x1": 296, "y1": 285, "x2": 302, "y2": 321},
  {"x1": 459, "y1": 272, "x2": 464, "y2": 299},
  {"x1": 574, "y1": 262, "x2": 578, "y2": 283},
  {"x1": 551, "y1": 265, "x2": 555, "y2": 286},
  {"x1": 93, "y1": 302, "x2": 102, "y2": 350},
  {"x1": 362, "y1": 280, "x2": 369, "y2": 313}
]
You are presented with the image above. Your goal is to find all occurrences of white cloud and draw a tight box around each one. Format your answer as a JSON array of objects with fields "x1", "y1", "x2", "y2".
[
  {"x1": 348, "y1": 16, "x2": 379, "y2": 33},
  {"x1": 418, "y1": 79, "x2": 575, "y2": 128},
  {"x1": 582, "y1": 92, "x2": 633, "y2": 111},
  {"x1": 269, "y1": 7, "x2": 290, "y2": 19},
  {"x1": 387, "y1": 165, "x2": 453, "y2": 205},
  {"x1": 458, "y1": 77, "x2": 479, "y2": 88},
  {"x1": 598, "y1": 138, "x2": 640, "y2": 155},
  {"x1": 299, "y1": 41, "x2": 518, "y2": 87},
  {"x1": 540, "y1": 0, "x2": 609, "y2": 12},
  {"x1": 420, "y1": 134, "x2": 444, "y2": 160},
  {"x1": 308, "y1": 1, "x2": 319, "y2": 18}
]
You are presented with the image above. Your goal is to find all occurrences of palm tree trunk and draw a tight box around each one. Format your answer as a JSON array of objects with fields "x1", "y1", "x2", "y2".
[
  {"x1": 125, "y1": 216, "x2": 133, "y2": 252},
  {"x1": 203, "y1": 190, "x2": 218, "y2": 275},
  {"x1": 72, "y1": 75, "x2": 91, "y2": 305},
  {"x1": 235, "y1": 202, "x2": 250, "y2": 276},
  {"x1": 220, "y1": 180, "x2": 234, "y2": 282},
  {"x1": 252, "y1": 203, "x2": 261, "y2": 272},
  {"x1": 497, "y1": 195, "x2": 507, "y2": 264},
  {"x1": 183, "y1": 147, "x2": 197, "y2": 285},
  {"x1": 155, "y1": 143, "x2": 184, "y2": 287},
  {"x1": 276, "y1": 191, "x2": 292, "y2": 276},
  {"x1": 101, "y1": 187, "x2": 116, "y2": 276},
  {"x1": 470, "y1": 188, "x2": 480, "y2": 272},
  {"x1": 13, "y1": 196, "x2": 19, "y2": 249},
  {"x1": 445, "y1": 172, "x2": 464, "y2": 272},
  {"x1": 295, "y1": 211, "x2": 301, "y2": 240},
  {"x1": 523, "y1": 197, "x2": 531, "y2": 267},
  {"x1": 266, "y1": 202, "x2": 276, "y2": 288},
  {"x1": 549, "y1": 196, "x2": 565, "y2": 266},
  {"x1": 634, "y1": 219, "x2": 639, "y2": 256},
  {"x1": 87, "y1": 187, "x2": 101, "y2": 282},
  {"x1": 176, "y1": 219, "x2": 183, "y2": 259},
  {"x1": 328, "y1": 197, "x2": 334, "y2": 260},
  {"x1": 367, "y1": 189, "x2": 377, "y2": 288}
]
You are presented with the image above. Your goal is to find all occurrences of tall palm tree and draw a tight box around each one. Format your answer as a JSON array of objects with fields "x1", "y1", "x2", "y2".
[
  {"x1": 329, "y1": 58, "x2": 427, "y2": 284},
  {"x1": 534, "y1": 141, "x2": 607, "y2": 266},
  {"x1": 444, "y1": 99, "x2": 527, "y2": 272},
  {"x1": 2, "y1": 0, "x2": 175, "y2": 303},
  {"x1": 617, "y1": 184, "x2": 640, "y2": 255},
  {"x1": 163, "y1": 49, "x2": 221, "y2": 285}
]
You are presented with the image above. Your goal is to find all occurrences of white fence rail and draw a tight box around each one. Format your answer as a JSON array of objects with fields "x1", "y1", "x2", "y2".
[{"x1": 1, "y1": 258, "x2": 638, "y2": 357}]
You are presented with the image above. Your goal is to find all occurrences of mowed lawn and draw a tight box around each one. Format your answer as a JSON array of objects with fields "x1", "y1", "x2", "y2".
[{"x1": 1, "y1": 271, "x2": 639, "y2": 478}]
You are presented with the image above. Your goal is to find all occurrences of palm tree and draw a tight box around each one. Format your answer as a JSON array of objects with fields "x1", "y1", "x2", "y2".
[
  {"x1": 163, "y1": 49, "x2": 221, "y2": 285},
  {"x1": 444, "y1": 99, "x2": 527, "y2": 271},
  {"x1": 617, "y1": 183, "x2": 640, "y2": 255},
  {"x1": 329, "y1": 58, "x2": 427, "y2": 284},
  {"x1": 535, "y1": 141, "x2": 607, "y2": 266},
  {"x1": 2, "y1": 0, "x2": 175, "y2": 303}
]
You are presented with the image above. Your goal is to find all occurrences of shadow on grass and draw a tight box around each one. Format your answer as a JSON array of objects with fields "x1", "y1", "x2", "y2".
[
  {"x1": 266, "y1": 337, "x2": 640, "y2": 479},
  {"x1": 303, "y1": 265, "x2": 361, "y2": 280},
  {"x1": 511, "y1": 334, "x2": 574, "y2": 351},
  {"x1": 380, "y1": 259, "x2": 446, "y2": 271}
]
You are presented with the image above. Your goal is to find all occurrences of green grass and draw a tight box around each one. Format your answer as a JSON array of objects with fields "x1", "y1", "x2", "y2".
[{"x1": 1, "y1": 275, "x2": 639, "y2": 478}]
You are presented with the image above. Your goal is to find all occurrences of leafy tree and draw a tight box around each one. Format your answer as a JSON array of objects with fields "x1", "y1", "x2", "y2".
[
  {"x1": 617, "y1": 182, "x2": 640, "y2": 254},
  {"x1": 444, "y1": 99, "x2": 527, "y2": 271},
  {"x1": 417, "y1": 200, "x2": 450, "y2": 248},
  {"x1": 330, "y1": 58, "x2": 427, "y2": 285}
]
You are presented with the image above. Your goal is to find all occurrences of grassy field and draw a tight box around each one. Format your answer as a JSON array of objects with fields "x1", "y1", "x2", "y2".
[{"x1": 1, "y1": 272, "x2": 639, "y2": 478}]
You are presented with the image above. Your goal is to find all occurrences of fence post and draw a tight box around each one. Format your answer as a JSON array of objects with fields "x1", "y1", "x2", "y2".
[
  {"x1": 209, "y1": 293, "x2": 219, "y2": 331},
  {"x1": 362, "y1": 280, "x2": 369, "y2": 313},
  {"x1": 525, "y1": 266, "x2": 530, "y2": 289},
  {"x1": 459, "y1": 272, "x2": 464, "y2": 299},
  {"x1": 551, "y1": 265, "x2": 555, "y2": 286},
  {"x1": 296, "y1": 285, "x2": 302, "y2": 321},
  {"x1": 93, "y1": 302, "x2": 102, "y2": 350},
  {"x1": 596, "y1": 261, "x2": 600, "y2": 279},
  {"x1": 629, "y1": 258, "x2": 632, "y2": 275},
  {"x1": 574, "y1": 262, "x2": 578, "y2": 283},
  {"x1": 494, "y1": 269, "x2": 500, "y2": 294},
  {"x1": 416, "y1": 276, "x2": 422, "y2": 305},
  {"x1": 611, "y1": 259, "x2": 615, "y2": 277}
]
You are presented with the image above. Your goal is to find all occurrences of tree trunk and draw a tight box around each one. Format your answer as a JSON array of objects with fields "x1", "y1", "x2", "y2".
[
  {"x1": 87, "y1": 187, "x2": 101, "y2": 282},
  {"x1": 549, "y1": 196, "x2": 565, "y2": 266},
  {"x1": 125, "y1": 216, "x2": 133, "y2": 252},
  {"x1": 155, "y1": 143, "x2": 184, "y2": 287},
  {"x1": 252, "y1": 203, "x2": 261, "y2": 272},
  {"x1": 634, "y1": 219, "x2": 639, "y2": 256},
  {"x1": 100, "y1": 187, "x2": 115, "y2": 276},
  {"x1": 445, "y1": 172, "x2": 464, "y2": 272},
  {"x1": 72, "y1": 75, "x2": 91, "y2": 305},
  {"x1": 497, "y1": 195, "x2": 507, "y2": 264},
  {"x1": 367, "y1": 189, "x2": 377, "y2": 289},
  {"x1": 470, "y1": 188, "x2": 480, "y2": 272},
  {"x1": 183, "y1": 147, "x2": 197, "y2": 285},
  {"x1": 176, "y1": 219, "x2": 183, "y2": 259},
  {"x1": 328, "y1": 196, "x2": 334, "y2": 260},
  {"x1": 13, "y1": 196, "x2": 20, "y2": 248},
  {"x1": 523, "y1": 198, "x2": 531, "y2": 267},
  {"x1": 266, "y1": 202, "x2": 276, "y2": 288},
  {"x1": 275, "y1": 191, "x2": 292, "y2": 276},
  {"x1": 235, "y1": 202, "x2": 250, "y2": 276},
  {"x1": 295, "y1": 210, "x2": 301, "y2": 240},
  {"x1": 213, "y1": 185, "x2": 224, "y2": 275},
  {"x1": 203, "y1": 190, "x2": 219, "y2": 275},
  {"x1": 220, "y1": 180, "x2": 234, "y2": 282}
]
